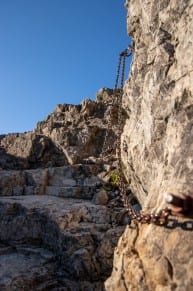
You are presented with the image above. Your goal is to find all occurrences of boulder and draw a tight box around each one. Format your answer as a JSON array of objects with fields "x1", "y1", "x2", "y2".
[{"x1": 92, "y1": 190, "x2": 109, "y2": 205}]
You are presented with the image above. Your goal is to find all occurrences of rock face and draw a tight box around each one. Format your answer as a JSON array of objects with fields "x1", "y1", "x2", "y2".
[
  {"x1": 106, "y1": 0, "x2": 193, "y2": 290},
  {"x1": 36, "y1": 88, "x2": 119, "y2": 165}
]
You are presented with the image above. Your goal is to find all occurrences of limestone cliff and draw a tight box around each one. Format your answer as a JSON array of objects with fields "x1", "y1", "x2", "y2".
[{"x1": 106, "y1": 0, "x2": 193, "y2": 290}]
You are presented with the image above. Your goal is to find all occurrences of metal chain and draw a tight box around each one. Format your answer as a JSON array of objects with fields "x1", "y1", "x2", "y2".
[
  {"x1": 115, "y1": 55, "x2": 122, "y2": 89},
  {"x1": 101, "y1": 50, "x2": 130, "y2": 158},
  {"x1": 100, "y1": 101, "x2": 116, "y2": 159},
  {"x1": 110, "y1": 47, "x2": 171, "y2": 224},
  {"x1": 100, "y1": 53, "x2": 124, "y2": 159},
  {"x1": 121, "y1": 54, "x2": 126, "y2": 89},
  {"x1": 116, "y1": 85, "x2": 171, "y2": 224}
]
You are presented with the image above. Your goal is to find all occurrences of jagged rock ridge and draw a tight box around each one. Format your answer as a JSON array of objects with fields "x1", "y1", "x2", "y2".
[{"x1": 0, "y1": 88, "x2": 118, "y2": 169}]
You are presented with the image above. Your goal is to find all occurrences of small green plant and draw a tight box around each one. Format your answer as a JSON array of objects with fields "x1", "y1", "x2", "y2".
[
  {"x1": 99, "y1": 170, "x2": 120, "y2": 191},
  {"x1": 109, "y1": 169, "x2": 119, "y2": 186}
]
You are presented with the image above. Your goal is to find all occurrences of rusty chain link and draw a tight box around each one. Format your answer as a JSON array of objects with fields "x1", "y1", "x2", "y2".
[
  {"x1": 100, "y1": 49, "x2": 130, "y2": 158},
  {"x1": 102, "y1": 47, "x2": 172, "y2": 224}
]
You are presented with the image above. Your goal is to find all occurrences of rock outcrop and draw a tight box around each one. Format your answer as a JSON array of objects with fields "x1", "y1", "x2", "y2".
[
  {"x1": 36, "y1": 87, "x2": 119, "y2": 165},
  {"x1": 106, "y1": 0, "x2": 193, "y2": 290},
  {"x1": 0, "y1": 88, "x2": 129, "y2": 290},
  {"x1": 0, "y1": 88, "x2": 118, "y2": 169}
]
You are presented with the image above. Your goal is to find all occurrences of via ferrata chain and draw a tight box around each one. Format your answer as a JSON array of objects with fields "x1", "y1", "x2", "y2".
[
  {"x1": 115, "y1": 49, "x2": 131, "y2": 89},
  {"x1": 101, "y1": 49, "x2": 131, "y2": 158},
  {"x1": 115, "y1": 47, "x2": 171, "y2": 224}
]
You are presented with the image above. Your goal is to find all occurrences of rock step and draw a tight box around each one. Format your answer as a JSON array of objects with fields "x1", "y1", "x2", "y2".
[
  {"x1": 0, "y1": 195, "x2": 124, "y2": 288},
  {"x1": 24, "y1": 185, "x2": 97, "y2": 199},
  {"x1": 0, "y1": 165, "x2": 104, "y2": 196}
]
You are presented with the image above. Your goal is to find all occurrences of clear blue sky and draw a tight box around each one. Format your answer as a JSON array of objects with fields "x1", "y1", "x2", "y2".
[{"x1": 0, "y1": 0, "x2": 132, "y2": 134}]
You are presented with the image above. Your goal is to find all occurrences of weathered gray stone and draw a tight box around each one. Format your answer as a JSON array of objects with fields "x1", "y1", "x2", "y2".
[
  {"x1": 106, "y1": 0, "x2": 193, "y2": 290},
  {"x1": 0, "y1": 165, "x2": 105, "y2": 198},
  {"x1": 34, "y1": 93, "x2": 119, "y2": 165},
  {"x1": 45, "y1": 186, "x2": 95, "y2": 199},
  {"x1": 84, "y1": 175, "x2": 102, "y2": 187},
  {"x1": 0, "y1": 133, "x2": 68, "y2": 170},
  {"x1": 0, "y1": 246, "x2": 57, "y2": 291},
  {"x1": 0, "y1": 195, "x2": 124, "y2": 289},
  {"x1": 0, "y1": 170, "x2": 26, "y2": 196}
]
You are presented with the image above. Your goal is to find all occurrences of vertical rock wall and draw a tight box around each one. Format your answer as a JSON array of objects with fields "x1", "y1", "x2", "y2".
[
  {"x1": 123, "y1": 0, "x2": 193, "y2": 207},
  {"x1": 106, "y1": 0, "x2": 193, "y2": 290}
]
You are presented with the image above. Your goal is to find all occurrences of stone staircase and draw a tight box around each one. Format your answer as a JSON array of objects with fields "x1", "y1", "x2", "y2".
[
  {"x1": 0, "y1": 164, "x2": 104, "y2": 199},
  {"x1": 0, "y1": 164, "x2": 126, "y2": 290},
  {"x1": 0, "y1": 88, "x2": 128, "y2": 289}
]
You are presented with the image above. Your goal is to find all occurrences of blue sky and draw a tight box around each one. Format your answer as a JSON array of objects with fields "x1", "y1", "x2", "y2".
[{"x1": 0, "y1": 0, "x2": 132, "y2": 134}]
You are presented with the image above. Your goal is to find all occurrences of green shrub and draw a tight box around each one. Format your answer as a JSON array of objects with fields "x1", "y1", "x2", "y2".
[
  {"x1": 99, "y1": 170, "x2": 119, "y2": 191},
  {"x1": 109, "y1": 169, "x2": 119, "y2": 186}
]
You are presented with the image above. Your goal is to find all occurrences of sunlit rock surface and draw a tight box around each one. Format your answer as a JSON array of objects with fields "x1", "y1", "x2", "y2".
[{"x1": 106, "y1": 0, "x2": 193, "y2": 290}]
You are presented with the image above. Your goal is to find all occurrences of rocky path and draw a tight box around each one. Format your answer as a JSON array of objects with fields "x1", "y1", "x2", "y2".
[
  {"x1": 0, "y1": 168, "x2": 125, "y2": 290},
  {"x1": 0, "y1": 88, "x2": 129, "y2": 290}
]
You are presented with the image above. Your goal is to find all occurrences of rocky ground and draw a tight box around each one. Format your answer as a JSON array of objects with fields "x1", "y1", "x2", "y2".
[
  {"x1": 0, "y1": 194, "x2": 125, "y2": 290},
  {"x1": 0, "y1": 88, "x2": 131, "y2": 290}
]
